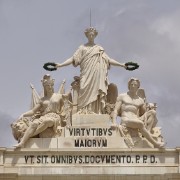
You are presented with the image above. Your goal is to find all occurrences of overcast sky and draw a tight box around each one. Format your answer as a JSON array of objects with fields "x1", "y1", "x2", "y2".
[{"x1": 0, "y1": 0, "x2": 180, "y2": 148}]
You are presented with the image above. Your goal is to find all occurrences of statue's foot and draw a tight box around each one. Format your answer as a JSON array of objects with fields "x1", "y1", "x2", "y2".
[
  {"x1": 13, "y1": 142, "x2": 25, "y2": 149},
  {"x1": 154, "y1": 142, "x2": 165, "y2": 149}
]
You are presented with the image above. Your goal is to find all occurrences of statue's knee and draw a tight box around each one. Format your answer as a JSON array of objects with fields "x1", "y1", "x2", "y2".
[
  {"x1": 43, "y1": 119, "x2": 50, "y2": 124},
  {"x1": 151, "y1": 109, "x2": 156, "y2": 116},
  {"x1": 42, "y1": 119, "x2": 53, "y2": 126},
  {"x1": 148, "y1": 110, "x2": 156, "y2": 117},
  {"x1": 31, "y1": 122, "x2": 38, "y2": 129},
  {"x1": 138, "y1": 121, "x2": 144, "y2": 129}
]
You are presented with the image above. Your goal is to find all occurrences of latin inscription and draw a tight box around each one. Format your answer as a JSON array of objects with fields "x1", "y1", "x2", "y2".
[
  {"x1": 69, "y1": 128, "x2": 112, "y2": 136},
  {"x1": 24, "y1": 127, "x2": 158, "y2": 165},
  {"x1": 24, "y1": 154, "x2": 157, "y2": 164},
  {"x1": 68, "y1": 128, "x2": 112, "y2": 148}
]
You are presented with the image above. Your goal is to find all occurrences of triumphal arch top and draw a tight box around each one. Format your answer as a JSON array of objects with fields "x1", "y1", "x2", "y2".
[{"x1": 0, "y1": 27, "x2": 180, "y2": 180}]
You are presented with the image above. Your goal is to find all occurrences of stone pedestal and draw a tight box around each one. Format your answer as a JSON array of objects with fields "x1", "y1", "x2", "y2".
[{"x1": 2, "y1": 115, "x2": 180, "y2": 179}]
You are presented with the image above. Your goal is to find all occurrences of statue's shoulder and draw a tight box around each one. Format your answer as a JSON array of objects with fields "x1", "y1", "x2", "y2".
[
  {"x1": 117, "y1": 93, "x2": 127, "y2": 101},
  {"x1": 96, "y1": 44, "x2": 104, "y2": 50},
  {"x1": 77, "y1": 44, "x2": 86, "y2": 50}
]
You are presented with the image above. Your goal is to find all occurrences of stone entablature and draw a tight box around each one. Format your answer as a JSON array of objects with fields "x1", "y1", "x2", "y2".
[{"x1": 0, "y1": 147, "x2": 180, "y2": 179}]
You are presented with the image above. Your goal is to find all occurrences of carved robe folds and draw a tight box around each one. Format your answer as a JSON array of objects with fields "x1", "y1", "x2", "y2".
[{"x1": 73, "y1": 44, "x2": 111, "y2": 113}]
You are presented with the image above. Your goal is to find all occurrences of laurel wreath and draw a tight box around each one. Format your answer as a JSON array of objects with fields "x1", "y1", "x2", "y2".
[
  {"x1": 125, "y1": 62, "x2": 139, "y2": 71},
  {"x1": 43, "y1": 61, "x2": 139, "y2": 71},
  {"x1": 43, "y1": 62, "x2": 57, "y2": 71}
]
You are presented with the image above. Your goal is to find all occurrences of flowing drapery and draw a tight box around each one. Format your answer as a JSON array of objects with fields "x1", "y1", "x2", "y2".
[{"x1": 73, "y1": 44, "x2": 110, "y2": 113}]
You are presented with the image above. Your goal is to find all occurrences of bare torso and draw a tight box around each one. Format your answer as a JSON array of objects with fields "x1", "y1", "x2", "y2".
[
  {"x1": 40, "y1": 93, "x2": 64, "y2": 115},
  {"x1": 118, "y1": 93, "x2": 145, "y2": 127},
  {"x1": 121, "y1": 93, "x2": 144, "y2": 116}
]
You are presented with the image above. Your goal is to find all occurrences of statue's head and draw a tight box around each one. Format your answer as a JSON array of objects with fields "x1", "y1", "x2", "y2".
[
  {"x1": 128, "y1": 77, "x2": 140, "y2": 90},
  {"x1": 84, "y1": 27, "x2": 98, "y2": 39},
  {"x1": 41, "y1": 74, "x2": 55, "y2": 96},
  {"x1": 146, "y1": 103, "x2": 157, "y2": 111}
]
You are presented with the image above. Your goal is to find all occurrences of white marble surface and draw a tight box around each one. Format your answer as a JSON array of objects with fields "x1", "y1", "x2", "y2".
[{"x1": 0, "y1": 147, "x2": 180, "y2": 179}]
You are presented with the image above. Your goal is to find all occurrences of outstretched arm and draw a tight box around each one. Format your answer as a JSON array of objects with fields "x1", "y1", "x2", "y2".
[
  {"x1": 109, "y1": 58, "x2": 126, "y2": 69},
  {"x1": 19, "y1": 103, "x2": 41, "y2": 119},
  {"x1": 56, "y1": 57, "x2": 73, "y2": 68}
]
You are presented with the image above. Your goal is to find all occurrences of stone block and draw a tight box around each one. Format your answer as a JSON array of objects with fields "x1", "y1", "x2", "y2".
[
  {"x1": 72, "y1": 114, "x2": 111, "y2": 126},
  {"x1": 25, "y1": 138, "x2": 58, "y2": 149}
]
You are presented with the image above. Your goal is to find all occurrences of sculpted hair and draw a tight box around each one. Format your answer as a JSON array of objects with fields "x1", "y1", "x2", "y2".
[
  {"x1": 128, "y1": 78, "x2": 140, "y2": 90},
  {"x1": 84, "y1": 27, "x2": 98, "y2": 38},
  {"x1": 41, "y1": 74, "x2": 55, "y2": 96}
]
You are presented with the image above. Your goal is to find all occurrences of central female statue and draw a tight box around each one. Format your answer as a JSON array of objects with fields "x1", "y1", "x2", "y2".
[{"x1": 56, "y1": 27, "x2": 126, "y2": 114}]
